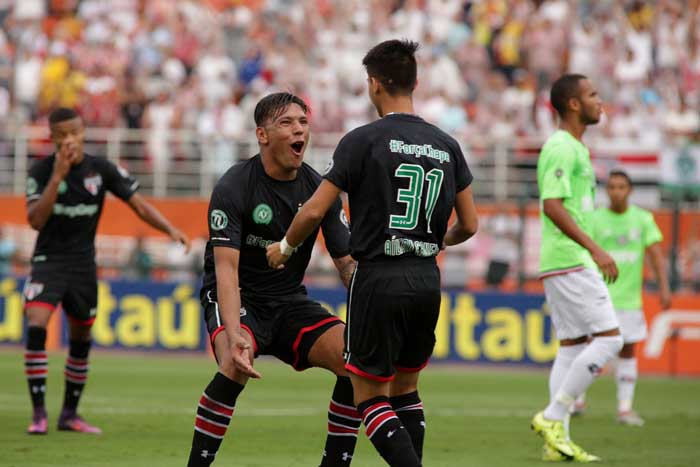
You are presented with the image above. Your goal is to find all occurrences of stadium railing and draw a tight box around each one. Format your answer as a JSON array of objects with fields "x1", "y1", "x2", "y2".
[{"x1": 0, "y1": 125, "x2": 667, "y2": 202}]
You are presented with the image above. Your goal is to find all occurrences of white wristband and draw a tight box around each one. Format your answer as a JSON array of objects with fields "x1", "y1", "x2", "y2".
[{"x1": 280, "y1": 237, "x2": 295, "y2": 256}]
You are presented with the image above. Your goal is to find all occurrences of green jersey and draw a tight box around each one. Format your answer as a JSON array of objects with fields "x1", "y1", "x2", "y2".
[
  {"x1": 589, "y1": 205, "x2": 663, "y2": 310},
  {"x1": 537, "y1": 130, "x2": 596, "y2": 275}
]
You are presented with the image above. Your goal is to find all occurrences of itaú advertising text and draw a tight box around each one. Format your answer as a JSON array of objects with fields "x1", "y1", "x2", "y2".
[{"x1": 2, "y1": 278, "x2": 698, "y2": 374}]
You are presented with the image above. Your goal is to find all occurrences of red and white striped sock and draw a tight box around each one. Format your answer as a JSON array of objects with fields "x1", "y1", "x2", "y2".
[
  {"x1": 188, "y1": 372, "x2": 244, "y2": 467},
  {"x1": 357, "y1": 396, "x2": 420, "y2": 467},
  {"x1": 321, "y1": 376, "x2": 360, "y2": 466},
  {"x1": 62, "y1": 340, "x2": 91, "y2": 414}
]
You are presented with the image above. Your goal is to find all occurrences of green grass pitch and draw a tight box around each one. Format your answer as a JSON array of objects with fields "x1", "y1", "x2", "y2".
[{"x1": 0, "y1": 349, "x2": 698, "y2": 466}]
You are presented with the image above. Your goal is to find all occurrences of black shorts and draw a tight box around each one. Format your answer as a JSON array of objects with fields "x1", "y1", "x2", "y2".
[
  {"x1": 23, "y1": 260, "x2": 98, "y2": 326},
  {"x1": 345, "y1": 258, "x2": 441, "y2": 382},
  {"x1": 202, "y1": 289, "x2": 342, "y2": 371}
]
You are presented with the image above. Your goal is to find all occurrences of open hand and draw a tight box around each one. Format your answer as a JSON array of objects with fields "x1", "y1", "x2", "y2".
[
  {"x1": 591, "y1": 246, "x2": 618, "y2": 283},
  {"x1": 169, "y1": 228, "x2": 191, "y2": 253},
  {"x1": 230, "y1": 330, "x2": 261, "y2": 379}
]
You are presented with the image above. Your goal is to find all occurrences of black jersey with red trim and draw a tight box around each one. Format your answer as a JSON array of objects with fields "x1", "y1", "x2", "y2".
[
  {"x1": 323, "y1": 113, "x2": 473, "y2": 261},
  {"x1": 201, "y1": 155, "x2": 350, "y2": 299},
  {"x1": 26, "y1": 153, "x2": 139, "y2": 262}
]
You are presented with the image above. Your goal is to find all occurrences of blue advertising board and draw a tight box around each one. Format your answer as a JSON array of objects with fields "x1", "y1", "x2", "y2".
[{"x1": 0, "y1": 277, "x2": 557, "y2": 365}]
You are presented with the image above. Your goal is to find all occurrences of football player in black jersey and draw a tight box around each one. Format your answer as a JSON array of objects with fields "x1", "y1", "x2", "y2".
[
  {"x1": 24, "y1": 108, "x2": 190, "y2": 435},
  {"x1": 186, "y1": 93, "x2": 359, "y2": 467},
  {"x1": 268, "y1": 40, "x2": 478, "y2": 466}
]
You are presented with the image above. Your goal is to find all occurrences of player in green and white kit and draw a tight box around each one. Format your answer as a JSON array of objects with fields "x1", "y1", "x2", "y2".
[
  {"x1": 530, "y1": 74, "x2": 624, "y2": 463},
  {"x1": 584, "y1": 170, "x2": 670, "y2": 426}
]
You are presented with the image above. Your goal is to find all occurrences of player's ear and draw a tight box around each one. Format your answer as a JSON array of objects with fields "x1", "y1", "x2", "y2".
[
  {"x1": 568, "y1": 96, "x2": 581, "y2": 113},
  {"x1": 255, "y1": 126, "x2": 268, "y2": 145}
]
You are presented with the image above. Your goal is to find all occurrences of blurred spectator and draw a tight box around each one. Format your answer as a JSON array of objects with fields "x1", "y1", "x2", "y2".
[
  {"x1": 143, "y1": 87, "x2": 179, "y2": 173},
  {"x1": 484, "y1": 207, "x2": 520, "y2": 287},
  {"x1": 0, "y1": 227, "x2": 17, "y2": 277},
  {"x1": 0, "y1": 0, "x2": 696, "y2": 143},
  {"x1": 128, "y1": 236, "x2": 153, "y2": 280}
]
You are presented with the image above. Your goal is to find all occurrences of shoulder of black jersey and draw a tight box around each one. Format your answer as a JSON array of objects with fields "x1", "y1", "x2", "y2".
[
  {"x1": 340, "y1": 121, "x2": 378, "y2": 143},
  {"x1": 31, "y1": 154, "x2": 55, "y2": 171},
  {"x1": 299, "y1": 161, "x2": 323, "y2": 182},
  {"x1": 214, "y1": 156, "x2": 256, "y2": 190}
]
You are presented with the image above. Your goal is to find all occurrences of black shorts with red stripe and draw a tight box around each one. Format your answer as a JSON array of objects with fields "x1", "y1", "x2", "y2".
[
  {"x1": 23, "y1": 259, "x2": 98, "y2": 326},
  {"x1": 344, "y1": 257, "x2": 441, "y2": 382},
  {"x1": 202, "y1": 288, "x2": 342, "y2": 371}
]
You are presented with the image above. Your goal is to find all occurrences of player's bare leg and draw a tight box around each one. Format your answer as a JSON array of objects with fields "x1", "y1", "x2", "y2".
[
  {"x1": 616, "y1": 342, "x2": 644, "y2": 426},
  {"x1": 350, "y1": 374, "x2": 421, "y2": 467},
  {"x1": 187, "y1": 330, "x2": 252, "y2": 467},
  {"x1": 308, "y1": 324, "x2": 360, "y2": 466},
  {"x1": 25, "y1": 306, "x2": 53, "y2": 434},
  {"x1": 57, "y1": 319, "x2": 101, "y2": 434},
  {"x1": 390, "y1": 371, "x2": 425, "y2": 460}
]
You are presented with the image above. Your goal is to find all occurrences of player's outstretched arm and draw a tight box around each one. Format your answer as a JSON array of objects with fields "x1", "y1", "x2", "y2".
[
  {"x1": 647, "y1": 242, "x2": 672, "y2": 310},
  {"x1": 27, "y1": 144, "x2": 75, "y2": 230},
  {"x1": 332, "y1": 256, "x2": 356, "y2": 289},
  {"x1": 126, "y1": 193, "x2": 191, "y2": 252},
  {"x1": 266, "y1": 180, "x2": 342, "y2": 268},
  {"x1": 214, "y1": 246, "x2": 261, "y2": 379},
  {"x1": 543, "y1": 198, "x2": 619, "y2": 283},
  {"x1": 444, "y1": 186, "x2": 478, "y2": 247}
]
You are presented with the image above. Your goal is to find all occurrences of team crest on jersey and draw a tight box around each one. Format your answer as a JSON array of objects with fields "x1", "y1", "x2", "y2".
[
  {"x1": 252, "y1": 203, "x2": 273, "y2": 225},
  {"x1": 23, "y1": 281, "x2": 44, "y2": 301},
  {"x1": 555, "y1": 168, "x2": 564, "y2": 178},
  {"x1": 84, "y1": 174, "x2": 102, "y2": 196},
  {"x1": 210, "y1": 209, "x2": 228, "y2": 230},
  {"x1": 58, "y1": 181, "x2": 68, "y2": 194}
]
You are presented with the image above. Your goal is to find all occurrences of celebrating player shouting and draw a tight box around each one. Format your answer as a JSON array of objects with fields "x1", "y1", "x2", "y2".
[{"x1": 186, "y1": 93, "x2": 359, "y2": 467}]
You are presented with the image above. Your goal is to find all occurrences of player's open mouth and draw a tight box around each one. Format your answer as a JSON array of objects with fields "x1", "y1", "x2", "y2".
[{"x1": 290, "y1": 141, "x2": 304, "y2": 155}]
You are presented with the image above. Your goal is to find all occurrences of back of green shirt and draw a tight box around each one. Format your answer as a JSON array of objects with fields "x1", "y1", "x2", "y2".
[
  {"x1": 589, "y1": 205, "x2": 663, "y2": 310},
  {"x1": 537, "y1": 130, "x2": 597, "y2": 274}
]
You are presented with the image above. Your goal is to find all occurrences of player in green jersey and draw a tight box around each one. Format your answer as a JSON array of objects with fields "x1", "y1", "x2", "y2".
[
  {"x1": 577, "y1": 170, "x2": 670, "y2": 426},
  {"x1": 531, "y1": 74, "x2": 624, "y2": 463}
]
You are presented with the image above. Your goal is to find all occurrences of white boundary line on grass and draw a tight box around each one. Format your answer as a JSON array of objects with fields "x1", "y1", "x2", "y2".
[{"x1": 0, "y1": 400, "x2": 697, "y2": 420}]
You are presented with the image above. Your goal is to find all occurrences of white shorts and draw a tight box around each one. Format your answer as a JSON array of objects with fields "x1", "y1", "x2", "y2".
[
  {"x1": 543, "y1": 268, "x2": 620, "y2": 340},
  {"x1": 616, "y1": 310, "x2": 647, "y2": 343}
]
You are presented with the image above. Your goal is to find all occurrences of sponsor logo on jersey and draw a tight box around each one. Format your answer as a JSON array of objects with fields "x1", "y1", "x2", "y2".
[
  {"x1": 389, "y1": 139, "x2": 451, "y2": 164},
  {"x1": 52, "y1": 203, "x2": 99, "y2": 217},
  {"x1": 252, "y1": 203, "x2": 273, "y2": 225},
  {"x1": 26, "y1": 177, "x2": 38, "y2": 196},
  {"x1": 84, "y1": 174, "x2": 103, "y2": 196},
  {"x1": 23, "y1": 281, "x2": 45, "y2": 301},
  {"x1": 210, "y1": 209, "x2": 228, "y2": 230},
  {"x1": 384, "y1": 237, "x2": 440, "y2": 257}
]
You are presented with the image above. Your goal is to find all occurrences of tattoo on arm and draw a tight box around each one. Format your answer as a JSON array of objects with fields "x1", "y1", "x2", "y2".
[{"x1": 334, "y1": 257, "x2": 356, "y2": 289}]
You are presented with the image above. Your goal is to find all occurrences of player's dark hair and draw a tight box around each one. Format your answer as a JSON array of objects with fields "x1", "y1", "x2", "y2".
[
  {"x1": 254, "y1": 92, "x2": 308, "y2": 127},
  {"x1": 550, "y1": 74, "x2": 587, "y2": 117},
  {"x1": 609, "y1": 169, "x2": 632, "y2": 186},
  {"x1": 362, "y1": 39, "x2": 419, "y2": 96},
  {"x1": 48, "y1": 107, "x2": 80, "y2": 125}
]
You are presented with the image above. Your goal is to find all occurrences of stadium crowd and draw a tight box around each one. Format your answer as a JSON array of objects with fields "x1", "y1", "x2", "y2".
[{"x1": 0, "y1": 0, "x2": 699, "y2": 148}]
